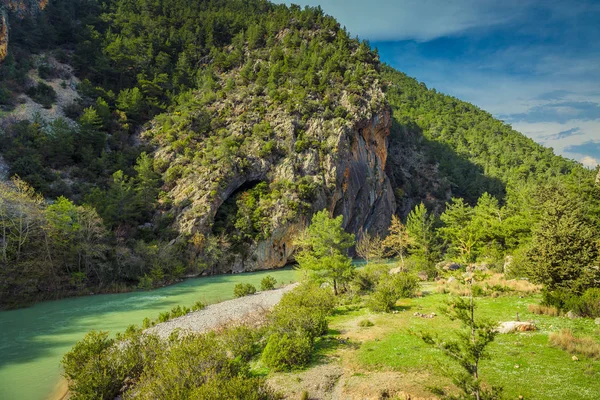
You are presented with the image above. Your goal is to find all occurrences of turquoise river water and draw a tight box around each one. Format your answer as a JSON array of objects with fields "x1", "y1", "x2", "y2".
[{"x1": 0, "y1": 268, "x2": 299, "y2": 400}]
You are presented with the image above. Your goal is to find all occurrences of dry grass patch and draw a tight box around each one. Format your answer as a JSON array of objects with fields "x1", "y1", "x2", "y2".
[
  {"x1": 437, "y1": 274, "x2": 540, "y2": 297},
  {"x1": 528, "y1": 303, "x2": 560, "y2": 316},
  {"x1": 549, "y1": 329, "x2": 600, "y2": 359}
]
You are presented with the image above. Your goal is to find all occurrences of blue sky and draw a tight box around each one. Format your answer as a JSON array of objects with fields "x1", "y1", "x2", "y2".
[{"x1": 278, "y1": 0, "x2": 600, "y2": 167}]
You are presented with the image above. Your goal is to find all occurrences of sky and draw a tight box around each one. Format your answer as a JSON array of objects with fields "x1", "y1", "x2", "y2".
[{"x1": 278, "y1": 0, "x2": 600, "y2": 168}]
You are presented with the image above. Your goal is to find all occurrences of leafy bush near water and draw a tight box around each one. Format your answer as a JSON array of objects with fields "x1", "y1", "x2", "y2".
[
  {"x1": 261, "y1": 275, "x2": 277, "y2": 291},
  {"x1": 234, "y1": 283, "x2": 257, "y2": 297}
]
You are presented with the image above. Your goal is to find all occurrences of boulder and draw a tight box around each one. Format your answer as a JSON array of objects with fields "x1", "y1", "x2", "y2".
[
  {"x1": 496, "y1": 321, "x2": 536, "y2": 334},
  {"x1": 566, "y1": 311, "x2": 579, "y2": 319}
]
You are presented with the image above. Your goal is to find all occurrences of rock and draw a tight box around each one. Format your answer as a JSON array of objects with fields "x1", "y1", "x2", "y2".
[
  {"x1": 566, "y1": 311, "x2": 579, "y2": 319},
  {"x1": 413, "y1": 312, "x2": 436, "y2": 319},
  {"x1": 417, "y1": 271, "x2": 428, "y2": 281},
  {"x1": 572, "y1": 356, "x2": 579, "y2": 361},
  {"x1": 447, "y1": 277, "x2": 456, "y2": 283},
  {"x1": 496, "y1": 321, "x2": 536, "y2": 334},
  {"x1": 514, "y1": 364, "x2": 520, "y2": 369},
  {"x1": 594, "y1": 318, "x2": 600, "y2": 325}
]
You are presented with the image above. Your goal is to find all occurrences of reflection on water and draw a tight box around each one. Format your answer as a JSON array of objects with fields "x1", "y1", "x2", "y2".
[{"x1": 0, "y1": 268, "x2": 299, "y2": 400}]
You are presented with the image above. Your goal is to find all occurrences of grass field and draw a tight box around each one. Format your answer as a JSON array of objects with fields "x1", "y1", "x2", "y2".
[{"x1": 267, "y1": 283, "x2": 600, "y2": 399}]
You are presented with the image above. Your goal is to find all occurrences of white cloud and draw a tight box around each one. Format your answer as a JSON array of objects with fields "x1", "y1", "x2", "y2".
[
  {"x1": 581, "y1": 156, "x2": 599, "y2": 168},
  {"x1": 278, "y1": 0, "x2": 529, "y2": 41}
]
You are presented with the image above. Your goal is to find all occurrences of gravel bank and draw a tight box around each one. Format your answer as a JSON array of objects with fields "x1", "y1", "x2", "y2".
[{"x1": 146, "y1": 283, "x2": 299, "y2": 339}]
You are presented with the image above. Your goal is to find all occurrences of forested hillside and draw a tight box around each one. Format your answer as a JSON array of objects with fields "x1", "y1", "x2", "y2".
[{"x1": 0, "y1": 0, "x2": 598, "y2": 308}]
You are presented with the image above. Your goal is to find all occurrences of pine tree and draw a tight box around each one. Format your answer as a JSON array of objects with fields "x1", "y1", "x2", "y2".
[{"x1": 295, "y1": 210, "x2": 355, "y2": 295}]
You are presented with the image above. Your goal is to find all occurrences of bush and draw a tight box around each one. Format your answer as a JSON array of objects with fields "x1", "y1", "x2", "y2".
[
  {"x1": 358, "y1": 319, "x2": 374, "y2": 327},
  {"x1": 234, "y1": 283, "x2": 257, "y2": 298},
  {"x1": 192, "y1": 301, "x2": 206, "y2": 311},
  {"x1": 261, "y1": 332, "x2": 313, "y2": 371},
  {"x1": 393, "y1": 272, "x2": 419, "y2": 298},
  {"x1": 368, "y1": 280, "x2": 398, "y2": 312},
  {"x1": 368, "y1": 273, "x2": 419, "y2": 312},
  {"x1": 352, "y1": 263, "x2": 390, "y2": 292},
  {"x1": 261, "y1": 275, "x2": 277, "y2": 291},
  {"x1": 61, "y1": 331, "x2": 121, "y2": 399},
  {"x1": 26, "y1": 81, "x2": 57, "y2": 109},
  {"x1": 277, "y1": 283, "x2": 336, "y2": 314},
  {"x1": 128, "y1": 333, "x2": 247, "y2": 398},
  {"x1": 218, "y1": 326, "x2": 261, "y2": 361},
  {"x1": 569, "y1": 288, "x2": 600, "y2": 318}
]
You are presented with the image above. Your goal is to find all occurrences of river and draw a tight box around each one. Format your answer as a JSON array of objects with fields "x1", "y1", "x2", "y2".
[{"x1": 0, "y1": 268, "x2": 299, "y2": 400}]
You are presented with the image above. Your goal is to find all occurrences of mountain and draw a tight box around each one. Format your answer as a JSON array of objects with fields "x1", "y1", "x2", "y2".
[{"x1": 0, "y1": 0, "x2": 595, "y2": 307}]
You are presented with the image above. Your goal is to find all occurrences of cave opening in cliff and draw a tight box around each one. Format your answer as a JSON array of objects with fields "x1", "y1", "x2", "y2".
[{"x1": 212, "y1": 179, "x2": 266, "y2": 245}]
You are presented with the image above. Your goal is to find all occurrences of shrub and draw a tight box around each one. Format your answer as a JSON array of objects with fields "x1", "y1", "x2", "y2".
[
  {"x1": 352, "y1": 263, "x2": 390, "y2": 292},
  {"x1": 138, "y1": 275, "x2": 153, "y2": 290},
  {"x1": 269, "y1": 284, "x2": 335, "y2": 339},
  {"x1": 27, "y1": 81, "x2": 57, "y2": 109},
  {"x1": 61, "y1": 331, "x2": 120, "y2": 399},
  {"x1": 169, "y1": 305, "x2": 190, "y2": 318},
  {"x1": 358, "y1": 319, "x2": 374, "y2": 327},
  {"x1": 192, "y1": 301, "x2": 206, "y2": 311},
  {"x1": 218, "y1": 326, "x2": 261, "y2": 361},
  {"x1": 277, "y1": 283, "x2": 336, "y2": 314},
  {"x1": 549, "y1": 329, "x2": 600, "y2": 359},
  {"x1": 142, "y1": 317, "x2": 154, "y2": 329},
  {"x1": 569, "y1": 288, "x2": 600, "y2": 318},
  {"x1": 158, "y1": 311, "x2": 170, "y2": 323},
  {"x1": 393, "y1": 272, "x2": 419, "y2": 298},
  {"x1": 261, "y1": 275, "x2": 277, "y2": 291},
  {"x1": 128, "y1": 334, "x2": 246, "y2": 399},
  {"x1": 261, "y1": 332, "x2": 313, "y2": 371},
  {"x1": 368, "y1": 273, "x2": 419, "y2": 312},
  {"x1": 368, "y1": 280, "x2": 398, "y2": 312},
  {"x1": 234, "y1": 283, "x2": 257, "y2": 298}
]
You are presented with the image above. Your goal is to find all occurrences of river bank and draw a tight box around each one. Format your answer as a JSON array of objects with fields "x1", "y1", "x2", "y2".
[
  {"x1": 47, "y1": 282, "x2": 299, "y2": 400},
  {"x1": 0, "y1": 268, "x2": 299, "y2": 400},
  {"x1": 147, "y1": 283, "x2": 299, "y2": 338}
]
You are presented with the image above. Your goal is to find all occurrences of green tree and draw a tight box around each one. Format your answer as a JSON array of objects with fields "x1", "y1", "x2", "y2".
[
  {"x1": 439, "y1": 198, "x2": 477, "y2": 263},
  {"x1": 525, "y1": 188, "x2": 599, "y2": 294},
  {"x1": 419, "y1": 273, "x2": 502, "y2": 400},
  {"x1": 295, "y1": 210, "x2": 355, "y2": 295},
  {"x1": 134, "y1": 152, "x2": 160, "y2": 214},
  {"x1": 406, "y1": 203, "x2": 438, "y2": 270}
]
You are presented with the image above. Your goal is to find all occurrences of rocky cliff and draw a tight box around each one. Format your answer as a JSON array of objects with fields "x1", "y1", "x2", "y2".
[
  {"x1": 145, "y1": 24, "x2": 394, "y2": 273},
  {"x1": 0, "y1": 0, "x2": 47, "y2": 62}
]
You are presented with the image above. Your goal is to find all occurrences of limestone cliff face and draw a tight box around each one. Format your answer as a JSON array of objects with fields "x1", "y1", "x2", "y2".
[
  {"x1": 149, "y1": 88, "x2": 394, "y2": 274},
  {"x1": 233, "y1": 109, "x2": 395, "y2": 272},
  {"x1": 0, "y1": 0, "x2": 47, "y2": 62},
  {"x1": 0, "y1": 10, "x2": 7, "y2": 61}
]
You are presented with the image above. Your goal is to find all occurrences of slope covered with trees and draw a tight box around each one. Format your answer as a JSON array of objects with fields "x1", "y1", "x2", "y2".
[{"x1": 0, "y1": 0, "x2": 598, "y2": 308}]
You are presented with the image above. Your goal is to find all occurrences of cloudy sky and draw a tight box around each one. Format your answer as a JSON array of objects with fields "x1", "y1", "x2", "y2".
[{"x1": 279, "y1": 0, "x2": 600, "y2": 167}]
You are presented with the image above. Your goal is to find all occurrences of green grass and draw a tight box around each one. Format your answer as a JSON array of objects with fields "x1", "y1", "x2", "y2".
[{"x1": 350, "y1": 292, "x2": 600, "y2": 399}]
